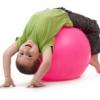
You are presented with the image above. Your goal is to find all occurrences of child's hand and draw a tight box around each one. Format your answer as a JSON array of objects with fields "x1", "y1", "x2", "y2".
[
  {"x1": 27, "y1": 80, "x2": 45, "y2": 88},
  {"x1": 0, "y1": 78, "x2": 16, "y2": 88}
]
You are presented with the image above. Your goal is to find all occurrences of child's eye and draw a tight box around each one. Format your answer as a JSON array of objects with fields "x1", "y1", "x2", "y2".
[
  {"x1": 20, "y1": 52, "x2": 24, "y2": 55},
  {"x1": 28, "y1": 55, "x2": 32, "y2": 57}
]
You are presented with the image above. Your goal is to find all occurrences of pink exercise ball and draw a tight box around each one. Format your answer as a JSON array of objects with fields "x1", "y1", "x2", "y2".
[{"x1": 43, "y1": 27, "x2": 91, "y2": 81}]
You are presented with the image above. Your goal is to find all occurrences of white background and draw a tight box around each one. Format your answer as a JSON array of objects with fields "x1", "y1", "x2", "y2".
[{"x1": 0, "y1": 0, "x2": 100, "y2": 100}]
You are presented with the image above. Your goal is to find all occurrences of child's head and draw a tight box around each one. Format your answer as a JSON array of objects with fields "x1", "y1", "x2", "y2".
[{"x1": 16, "y1": 40, "x2": 40, "y2": 74}]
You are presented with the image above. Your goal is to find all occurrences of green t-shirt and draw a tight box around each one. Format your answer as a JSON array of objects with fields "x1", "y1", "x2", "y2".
[{"x1": 16, "y1": 8, "x2": 73, "y2": 53}]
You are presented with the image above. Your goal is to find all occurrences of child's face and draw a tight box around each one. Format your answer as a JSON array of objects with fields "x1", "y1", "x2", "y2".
[{"x1": 17, "y1": 40, "x2": 40, "y2": 68}]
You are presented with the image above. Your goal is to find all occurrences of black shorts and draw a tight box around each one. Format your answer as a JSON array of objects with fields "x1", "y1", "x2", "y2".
[{"x1": 56, "y1": 7, "x2": 100, "y2": 55}]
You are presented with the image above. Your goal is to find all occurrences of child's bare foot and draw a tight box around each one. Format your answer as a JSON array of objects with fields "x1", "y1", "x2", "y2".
[
  {"x1": 89, "y1": 54, "x2": 100, "y2": 73},
  {"x1": 95, "y1": 65, "x2": 100, "y2": 73},
  {"x1": 90, "y1": 62, "x2": 100, "y2": 73}
]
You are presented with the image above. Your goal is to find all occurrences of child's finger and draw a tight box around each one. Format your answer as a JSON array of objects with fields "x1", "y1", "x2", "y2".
[
  {"x1": 27, "y1": 85, "x2": 31, "y2": 88},
  {"x1": 27, "y1": 82, "x2": 45, "y2": 88},
  {"x1": 32, "y1": 82, "x2": 45, "y2": 88},
  {"x1": 34, "y1": 84, "x2": 45, "y2": 87},
  {"x1": 27, "y1": 84, "x2": 33, "y2": 88},
  {"x1": 11, "y1": 82, "x2": 16, "y2": 87},
  {"x1": 0, "y1": 84, "x2": 10, "y2": 88},
  {"x1": 0, "y1": 85, "x2": 4, "y2": 88}
]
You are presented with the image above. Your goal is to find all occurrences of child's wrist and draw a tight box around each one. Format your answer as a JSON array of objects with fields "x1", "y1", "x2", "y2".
[
  {"x1": 5, "y1": 77, "x2": 12, "y2": 80},
  {"x1": 32, "y1": 79, "x2": 41, "y2": 83}
]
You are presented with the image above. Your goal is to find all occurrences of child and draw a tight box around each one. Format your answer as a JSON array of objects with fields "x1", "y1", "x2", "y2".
[{"x1": 0, "y1": 7, "x2": 100, "y2": 88}]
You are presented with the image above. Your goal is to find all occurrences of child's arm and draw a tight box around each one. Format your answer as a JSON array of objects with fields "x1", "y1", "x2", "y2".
[
  {"x1": 0, "y1": 42, "x2": 18, "y2": 87},
  {"x1": 27, "y1": 46, "x2": 52, "y2": 87}
]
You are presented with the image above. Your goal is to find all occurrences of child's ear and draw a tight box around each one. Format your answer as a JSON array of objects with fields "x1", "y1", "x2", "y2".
[
  {"x1": 37, "y1": 55, "x2": 42, "y2": 62},
  {"x1": 33, "y1": 58, "x2": 42, "y2": 73}
]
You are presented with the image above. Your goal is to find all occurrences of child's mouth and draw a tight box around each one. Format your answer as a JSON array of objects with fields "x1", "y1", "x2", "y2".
[{"x1": 25, "y1": 44, "x2": 32, "y2": 48}]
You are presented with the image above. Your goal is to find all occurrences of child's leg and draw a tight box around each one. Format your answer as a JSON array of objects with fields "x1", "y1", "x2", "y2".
[
  {"x1": 84, "y1": 21, "x2": 100, "y2": 73},
  {"x1": 90, "y1": 54, "x2": 99, "y2": 66},
  {"x1": 57, "y1": 7, "x2": 100, "y2": 72},
  {"x1": 64, "y1": 9, "x2": 100, "y2": 72},
  {"x1": 90, "y1": 54, "x2": 100, "y2": 73}
]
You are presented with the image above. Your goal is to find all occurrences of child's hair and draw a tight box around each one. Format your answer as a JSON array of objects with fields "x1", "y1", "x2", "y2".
[{"x1": 16, "y1": 59, "x2": 41, "y2": 74}]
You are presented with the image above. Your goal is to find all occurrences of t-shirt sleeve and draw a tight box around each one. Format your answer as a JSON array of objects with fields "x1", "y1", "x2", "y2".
[{"x1": 41, "y1": 39, "x2": 54, "y2": 53}]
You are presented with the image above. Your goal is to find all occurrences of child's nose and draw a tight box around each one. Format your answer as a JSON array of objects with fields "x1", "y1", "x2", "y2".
[{"x1": 24, "y1": 47, "x2": 30, "y2": 52}]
